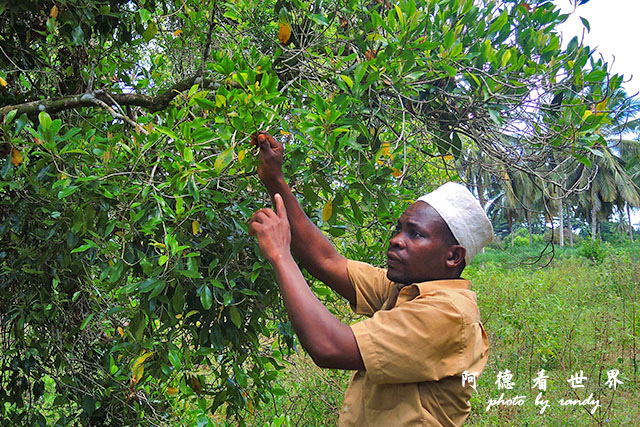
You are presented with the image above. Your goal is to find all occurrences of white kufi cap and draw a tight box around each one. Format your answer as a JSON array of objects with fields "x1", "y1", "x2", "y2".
[{"x1": 417, "y1": 182, "x2": 493, "y2": 265}]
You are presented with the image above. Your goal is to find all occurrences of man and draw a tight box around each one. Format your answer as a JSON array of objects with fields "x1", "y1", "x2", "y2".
[{"x1": 248, "y1": 132, "x2": 492, "y2": 426}]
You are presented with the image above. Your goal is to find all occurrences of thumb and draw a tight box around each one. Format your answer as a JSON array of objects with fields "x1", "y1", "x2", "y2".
[
  {"x1": 274, "y1": 193, "x2": 286, "y2": 219},
  {"x1": 257, "y1": 133, "x2": 272, "y2": 153}
]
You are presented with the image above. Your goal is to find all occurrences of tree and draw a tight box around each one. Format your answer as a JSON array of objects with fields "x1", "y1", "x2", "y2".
[{"x1": 0, "y1": 0, "x2": 628, "y2": 424}]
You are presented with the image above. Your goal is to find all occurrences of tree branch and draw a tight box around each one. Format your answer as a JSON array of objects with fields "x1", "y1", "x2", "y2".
[{"x1": 0, "y1": 76, "x2": 221, "y2": 119}]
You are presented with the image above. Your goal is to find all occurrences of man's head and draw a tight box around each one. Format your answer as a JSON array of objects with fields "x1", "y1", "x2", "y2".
[{"x1": 386, "y1": 182, "x2": 493, "y2": 284}]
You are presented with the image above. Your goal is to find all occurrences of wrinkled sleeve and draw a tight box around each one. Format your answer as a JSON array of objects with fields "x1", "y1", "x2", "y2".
[
  {"x1": 346, "y1": 259, "x2": 393, "y2": 317},
  {"x1": 351, "y1": 294, "x2": 466, "y2": 384}
]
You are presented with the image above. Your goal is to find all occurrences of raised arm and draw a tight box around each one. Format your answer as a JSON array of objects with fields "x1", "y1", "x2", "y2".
[{"x1": 251, "y1": 132, "x2": 355, "y2": 305}]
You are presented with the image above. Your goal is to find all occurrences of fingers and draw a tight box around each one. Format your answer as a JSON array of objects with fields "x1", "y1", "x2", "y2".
[
  {"x1": 262, "y1": 133, "x2": 279, "y2": 151},
  {"x1": 251, "y1": 131, "x2": 281, "y2": 152},
  {"x1": 274, "y1": 193, "x2": 287, "y2": 220}
]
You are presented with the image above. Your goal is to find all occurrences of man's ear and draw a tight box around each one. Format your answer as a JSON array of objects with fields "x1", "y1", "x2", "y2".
[{"x1": 446, "y1": 245, "x2": 466, "y2": 270}]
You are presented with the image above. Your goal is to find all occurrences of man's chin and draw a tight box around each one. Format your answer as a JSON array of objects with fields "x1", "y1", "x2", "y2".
[{"x1": 386, "y1": 269, "x2": 407, "y2": 284}]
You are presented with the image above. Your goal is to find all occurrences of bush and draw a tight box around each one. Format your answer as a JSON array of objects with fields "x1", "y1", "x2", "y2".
[{"x1": 578, "y1": 238, "x2": 607, "y2": 262}]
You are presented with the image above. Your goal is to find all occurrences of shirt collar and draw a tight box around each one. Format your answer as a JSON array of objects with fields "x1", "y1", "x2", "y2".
[{"x1": 400, "y1": 278, "x2": 471, "y2": 296}]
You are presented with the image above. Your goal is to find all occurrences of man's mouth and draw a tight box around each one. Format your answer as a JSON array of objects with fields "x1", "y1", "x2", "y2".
[{"x1": 387, "y1": 252, "x2": 402, "y2": 264}]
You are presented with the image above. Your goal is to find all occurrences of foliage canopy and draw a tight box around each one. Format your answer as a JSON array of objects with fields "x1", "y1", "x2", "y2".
[{"x1": 0, "y1": 0, "x2": 629, "y2": 424}]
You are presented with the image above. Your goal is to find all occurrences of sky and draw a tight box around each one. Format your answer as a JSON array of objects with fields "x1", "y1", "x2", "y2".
[
  {"x1": 556, "y1": 0, "x2": 640, "y2": 97},
  {"x1": 555, "y1": 0, "x2": 640, "y2": 227}
]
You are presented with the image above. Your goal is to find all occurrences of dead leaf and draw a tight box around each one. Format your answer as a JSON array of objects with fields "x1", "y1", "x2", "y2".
[
  {"x1": 189, "y1": 375, "x2": 202, "y2": 395},
  {"x1": 0, "y1": 77, "x2": 6, "y2": 87},
  {"x1": 173, "y1": 29, "x2": 183, "y2": 37},
  {"x1": 11, "y1": 148, "x2": 23, "y2": 166},
  {"x1": 278, "y1": 22, "x2": 292, "y2": 45},
  {"x1": 322, "y1": 200, "x2": 333, "y2": 221},
  {"x1": 50, "y1": 5, "x2": 59, "y2": 18}
]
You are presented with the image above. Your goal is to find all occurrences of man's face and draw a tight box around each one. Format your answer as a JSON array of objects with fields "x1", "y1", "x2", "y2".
[{"x1": 386, "y1": 201, "x2": 455, "y2": 284}]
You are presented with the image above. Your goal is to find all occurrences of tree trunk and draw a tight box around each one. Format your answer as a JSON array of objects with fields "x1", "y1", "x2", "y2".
[
  {"x1": 508, "y1": 211, "x2": 514, "y2": 247},
  {"x1": 558, "y1": 197, "x2": 564, "y2": 247},
  {"x1": 527, "y1": 211, "x2": 533, "y2": 245},
  {"x1": 591, "y1": 202, "x2": 597, "y2": 241},
  {"x1": 627, "y1": 203, "x2": 634, "y2": 243},
  {"x1": 568, "y1": 208, "x2": 574, "y2": 247}
]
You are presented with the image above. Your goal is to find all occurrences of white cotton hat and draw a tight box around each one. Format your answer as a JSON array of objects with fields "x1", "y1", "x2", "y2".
[{"x1": 417, "y1": 182, "x2": 493, "y2": 265}]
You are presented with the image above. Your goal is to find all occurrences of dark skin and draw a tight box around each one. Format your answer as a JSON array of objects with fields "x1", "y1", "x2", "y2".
[{"x1": 248, "y1": 132, "x2": 466, "y2": 371}]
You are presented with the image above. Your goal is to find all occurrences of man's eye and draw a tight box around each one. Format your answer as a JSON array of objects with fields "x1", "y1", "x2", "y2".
[{"x1": 411, "y1": 230, "x2": 423, "y2": 238}]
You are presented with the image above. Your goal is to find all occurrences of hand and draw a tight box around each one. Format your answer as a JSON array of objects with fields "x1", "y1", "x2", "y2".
[
  {"x1": 248, "y1": 193, "x2": 291, "y2": 265},
  {"x1": 251, "y1": 132, "x2": 284, "y2": 186}
]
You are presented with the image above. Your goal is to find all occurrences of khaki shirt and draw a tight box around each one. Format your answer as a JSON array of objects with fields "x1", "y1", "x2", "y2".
[{"x1": 338, "y1": 260, "x2": 489, "y2": 427}]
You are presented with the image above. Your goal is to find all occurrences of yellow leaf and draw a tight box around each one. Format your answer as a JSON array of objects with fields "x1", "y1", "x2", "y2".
[
  {"x1": 279, "y1": 130, "x2": 290, "y2": 135},
  {"x1": 238, "y1": 149, "x2": 246, "y2": 162},
  {"x1": 392, "y1": 168, "x2": 402, "y2": 177},
  {"x1": 381, "y1": 143, "x2": 390, "y2": 157},
  {"x1": 103, "y1": 150, "x2": 111, "y2": 163},
  {"x1": 248, "y1": 398, "x2": 254, "y2": 416},
  {"x1": 322, "y1": 200, "x2": 333, "y2": 222},
  {"x1": 278, "y1": 22, "x2": 292, "y2": 45},
  {"x1": 167, "y1": 387, "x2": 179, "y2": 395},
  {"x1": 595, "y1": 99, "x2": 608, "y2": 116},
  {"x1": 132, "y1": 363, "x2": 144, "y2": 382},
  {"x1": 192, "y1": 220, "x2": 200, "y2": 235},
  {"x1": 50, "y1": 5, "x2": 58, "y2": 18},
  {"x1": 11, "y1": 148, "x2": 23, "y2": 166},
  {"x1": 582, "y1": 110, "x2": 593, "y2": 120},
  {"x1": 173, "y1": 29, "x2": 183, "y2": 37},
  {"x1": 0, "y1": 76, "x2": 6, "y2": 87},
  {"x1": 131, "y1": 351, "x2": 154, "y2": 381},
  {"x1": 117, "y1": 326, "x2": 124, "y2": 337}
]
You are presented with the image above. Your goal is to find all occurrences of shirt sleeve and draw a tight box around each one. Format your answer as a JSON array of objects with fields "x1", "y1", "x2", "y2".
[
  {"x1": 346, "y1": 259, "x2": 393, "y2": 317},
  {"x1": 350, "y1": 293, "x2": 468, "y2": 384}
]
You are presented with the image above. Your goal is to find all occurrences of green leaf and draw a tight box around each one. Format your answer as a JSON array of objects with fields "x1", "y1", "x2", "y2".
[
  {"x1": 309, "y1": 13, "x2": 329, "y2": 26},
  {"x1": 501, "y1": 50, "x2": 512, "y2": 68},
  {"x1": 71, "y1": 243, "x2": 94, "y2": 254},
  {"x1": 200, "y1": 286, "x2": 213, "y2": 310},
  {"x1": 39, "y1": 112, "x2": 52, "y2": 131},
  {"x1": 4, "y1": 109, "x2": 17, "y2": 125},
  {"x1": 58, "y1": 186, "x2": 79, "y2": 199},
  {"x1": 229, "y1": 306, "x2": 241, "y2": 328},
  {"x1": 214, "y1": 147, "x2": 234, "y2": 172},
  {"x1": 193, "y1": 97, "x2": 217, "y2": 110},
  {"x1": 143, "y1": 21, "x2": 158, "y2": 42},
  {"x1": 173, "y1": 285, "x2": 185, "y2": 312},
  {"x1": 72, "y1": 26, "x2": 84, "y2": 45},
  {"x1": 139, "y1": 8, "x2": 152, "y2": 23},
  {"x1": 580, "y1": 16, "x2": 590, "y2": 32},
  {"x1": 168, "y1": 348, "x2": 181, "y2": 370},
  {"x1": 233, "y1": 364, "x2": 248, "y2": 388},
  {"x1": 340, "y1": 75, "x2": 354, "y2": 90},
  {"x1": 157, "y1": 126, "x2": 179, "y2": 140},
  {"x1": 80, "y1": 313, "x2": 95, "y2": 330},
  {"x1": 488, "y1": 10, "x2": 508, "y2": 35}
]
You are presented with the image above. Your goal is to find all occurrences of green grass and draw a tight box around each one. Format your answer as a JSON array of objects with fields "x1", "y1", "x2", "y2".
[{"x1": 245, "y1": 242, "x2": 640, "y2": 426}]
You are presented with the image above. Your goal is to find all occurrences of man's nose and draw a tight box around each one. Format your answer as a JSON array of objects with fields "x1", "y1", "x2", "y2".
[{"x1": 389, "y1": 232, "x2": 405, "y2": 249}]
